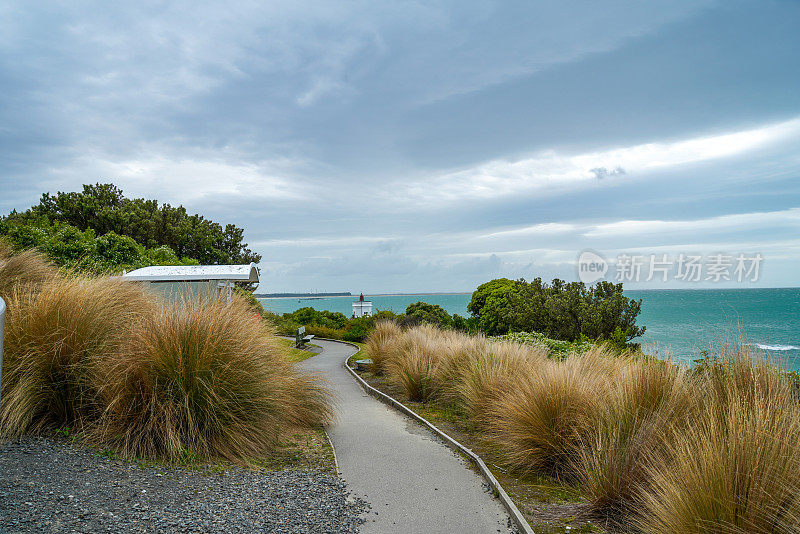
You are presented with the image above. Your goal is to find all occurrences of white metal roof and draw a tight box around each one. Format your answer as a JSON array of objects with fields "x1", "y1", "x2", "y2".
[{"x1": 121, "y1": 263, "x2": 259, "y2": 283}]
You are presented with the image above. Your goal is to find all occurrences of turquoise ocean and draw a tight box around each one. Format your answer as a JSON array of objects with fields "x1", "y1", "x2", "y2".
[{"x1": 258, "y1": 288, "x2": 800, "y2": 370}]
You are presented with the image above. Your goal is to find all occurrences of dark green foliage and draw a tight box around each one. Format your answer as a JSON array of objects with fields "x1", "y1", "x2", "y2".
[
  {"x1": 3, "y1": 183, "x2": 260, "y2": 266},
  {"x1": 95, "y1": 232, "x2": 143, "y2": 267},
  {"x1": 270, "y1": 306, "x2": 404, "y2": 343},
  {"x1": 468, "y1": 277, "x2": 644, "y2": 343},
  {"x1": 287, "y1": 307, "x2": 350, "y2": 330},
  {"x1": 467, "y1": 278, "x2": 519, "y2": 335},
  {"x1": 405, "y1": 301, "x2": 453, "y2": 328},
  {"x1": 451, "y1": 313, "x2": 478, "y2": 333},
  {"x1": 0, "y1": 216, "x2": 199, "y2": 272},
  {"x1": 342, "y1": 316, "x2": 374, "y2": 342}
]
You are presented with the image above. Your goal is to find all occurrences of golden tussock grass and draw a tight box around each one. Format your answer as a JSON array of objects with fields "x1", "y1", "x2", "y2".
[
  {"x1": 0, "y1": 246, "x2": 333, "y2": 463},
  {"x1": 0, "y1": 275, "x2": 154, "y2": 436},
  {"x1": 366, "y1": 324, "x2": 800, "y2": 531},
  {"x1": 449, "y1": 340, "x2": 547, "y2": 425},
  {"x1": 635, "y1": 343, "x2": 800, "y2": 534},
  {"x1": 487, "y1": 356, "x2": 608, "y2": 478},
  {"x1": 0, "y1": 240, "x2": 57, "y2": 301},
  {"x1": 92, "y1": 296, "x2": 332, "y2": 462},
  {"x1": 572, "y1": 358, "x2": 696, "y2": 517},
  {"x1": 384, "y1": 324, "x2": 443, "y2": 402},
  {"x1": 365, "y1": 320, "x2": 403, "y2": 374}
]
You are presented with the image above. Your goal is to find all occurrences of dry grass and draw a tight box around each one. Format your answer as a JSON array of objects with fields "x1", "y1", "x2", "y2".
[
  {"x1": 365, "y1": 320, "x2": 403, "y2": 374},
  {"x1": 572, "y1": 358, "x2": 695, "y2": 518},
  {"x1": 365, "y1": 324, "x2": 800, "y2": 532},
  {"x1": 385, "y1": 325, "x2": 443, "y2": 401},
  {"x1": 487, "y1": 357, "x2": 607, "y2": 478},
  {"x1": 0, "y1": 246, "x2": 333, "y2": 463},
  {"x1": 449, "y1": 340, "x2": 547, "y2": 425},
  {"x1": 635, "y1": 344, "x2": 800, "y2": 534},
  {"x1": 0, "y1": 275, "x2": 154, "y2": 436},
  {"x1": 0, "y1": 240, "x2": 57, "y2": 301},
  {"x1": 92, "y1": 296, "x2": 332, "y2": 462}
]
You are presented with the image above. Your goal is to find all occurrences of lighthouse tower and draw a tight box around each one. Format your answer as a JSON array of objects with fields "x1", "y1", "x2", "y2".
[{"x1": 352, "y1": 292, "x2": 373, "y2": 318}]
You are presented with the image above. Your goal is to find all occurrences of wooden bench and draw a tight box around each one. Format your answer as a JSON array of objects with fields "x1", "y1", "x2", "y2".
[{"x1": 295, "y1": 326, "x2": 315, "y2": 347}]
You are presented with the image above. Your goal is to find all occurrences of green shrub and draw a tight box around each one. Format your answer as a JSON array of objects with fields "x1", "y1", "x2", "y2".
[
  {"x1": 468, "y1": 277, "x2": 644, "y2": 343},
  {"x1": 490, "y1": 331, "x2": 595, "y2": 358},
  {"x1": 304, "y1": 324, "x2": 347, "y2": 340},
  {"x1": 405, "y1": 301, "x2": 453, "y2": 327}
]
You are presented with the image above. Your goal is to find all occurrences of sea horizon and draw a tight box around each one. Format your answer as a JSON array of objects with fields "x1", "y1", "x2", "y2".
[
  {"x1": 258, "y1": 285, "x2": 800, "y2": 297},
  {"x1": 259, "y1": 287, "x2": 800, "y2": 369}
]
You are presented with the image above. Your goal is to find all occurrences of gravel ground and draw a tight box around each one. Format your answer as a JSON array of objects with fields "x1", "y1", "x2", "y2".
[{"x1": 0, "y1": 436, "x2": 368, "y2": 533}]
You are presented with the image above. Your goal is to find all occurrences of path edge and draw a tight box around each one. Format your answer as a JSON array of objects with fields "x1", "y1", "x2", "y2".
[{"x1": 314, "y1": 337, "x2": 535, "y2": 534}]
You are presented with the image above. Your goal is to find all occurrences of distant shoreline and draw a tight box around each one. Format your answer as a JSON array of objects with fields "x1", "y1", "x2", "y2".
[
  {"x1": 253, "y1": 291, "x2": 353, "y2": 299},
  {"x1": 257, "y1": 292, "x2": 472, "y2": 300},
  {"x1": 366, "y1": 292, "x2": 472, "y2": 297}
]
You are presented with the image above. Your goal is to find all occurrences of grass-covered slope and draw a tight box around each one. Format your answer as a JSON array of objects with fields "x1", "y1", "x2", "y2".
[{"x1": 363, "y1": 321, "x2": 800, "y2": 533}]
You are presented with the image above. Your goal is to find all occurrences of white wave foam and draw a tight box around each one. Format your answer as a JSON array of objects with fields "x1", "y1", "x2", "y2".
[{"x1": 751, "y1": 343, "x2": 800, "y2": 351}]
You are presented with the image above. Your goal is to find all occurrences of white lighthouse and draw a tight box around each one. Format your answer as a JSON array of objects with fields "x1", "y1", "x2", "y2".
[{"x1": 352, "y1": 293, "x2": 373, "y2": 318}]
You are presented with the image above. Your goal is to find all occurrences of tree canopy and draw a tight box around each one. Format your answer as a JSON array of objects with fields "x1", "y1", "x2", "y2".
[
  {"x1": 0, "y1": 183, "x2": 261, "y2": 272},
  {"x1": 468, "y1": 277, "x2": 645, "y2": 343},
  {"x1": 405, "y1": 301, "x2": 453, "y2": 328}
]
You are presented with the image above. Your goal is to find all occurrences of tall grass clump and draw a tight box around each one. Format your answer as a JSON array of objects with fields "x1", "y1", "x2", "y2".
[
  {"x1": 487, "y1": 354, "x2": 612, "y2": 478},
  {"x1": 93, "y1": 296, "x2": 332, "y2": 462},
  {"x1": 636, "y1": 343, "x2": 800, "y2": 534},
  {"x1": 0, "y1": 240, "x2": 57, "y2": 301},
  {"x1": 385, "y1": 324, "x2": 443, "y2": 401},
  {"x1": 365, "y1": 319, "x2": 403, "y2": 374},
  {"x1": 0, "y1": 275, "x2": 153, "y2": 437},
  {"x1": 573, "y1": 358, "x2": 695, "y2": 519},
  {"x1": 449, "y1": 340, "x2": 547, "y2": 425}
]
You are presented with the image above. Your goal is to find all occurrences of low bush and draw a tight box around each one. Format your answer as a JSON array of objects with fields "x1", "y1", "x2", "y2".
[
  {"x1": 92, "y1": 296, "x2": 332, "y2": 462},
  {"x1": 304, "y1": 324, "x2": 347, "y2": 340},
  {"x1": 489, "y1": 331, "x2": 595, "y2": 358}
]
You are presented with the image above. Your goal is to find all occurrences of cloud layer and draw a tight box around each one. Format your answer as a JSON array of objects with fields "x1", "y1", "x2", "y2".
[{"x1": 1, "y1": 1, "x2": 799, "y2": 292}]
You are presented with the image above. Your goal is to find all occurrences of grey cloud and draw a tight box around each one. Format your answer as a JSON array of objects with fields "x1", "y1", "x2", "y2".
[
  {"x1": 2, "y1": 1, "x2": 800, "y2": 291},
  {"x1": 590, "y1": 167, "x2": 626, "y2": 180}
]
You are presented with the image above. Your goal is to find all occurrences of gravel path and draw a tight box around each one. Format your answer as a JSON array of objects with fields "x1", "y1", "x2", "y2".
[{"x1": 0, "y1": 436, "x2": 367, "y2": 533}]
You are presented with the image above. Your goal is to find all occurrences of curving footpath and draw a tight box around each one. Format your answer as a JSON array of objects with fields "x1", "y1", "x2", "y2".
[{"x1": 302, "y1": 339, "x2": 515, "y2": 534}]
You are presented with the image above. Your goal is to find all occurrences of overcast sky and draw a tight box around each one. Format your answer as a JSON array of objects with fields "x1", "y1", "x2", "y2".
[{"x1": 1, "y1": 1, "x2": 799, "y2": 292}]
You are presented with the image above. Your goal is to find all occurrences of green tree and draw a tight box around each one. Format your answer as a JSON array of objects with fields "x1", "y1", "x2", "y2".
[
  {"x1": 467, "y1": 277, "x2": 645, "y2": 343},
  {"x1": 18, "y1": 183, "x2": 261, "y2": 265},
  {"x1": 95, "y1": 231, "x2": 143, "y2": 267},
  {"x1": 467, "y1": 278, "x2": 520, "y2": 335},
  {"x1": 405, "y1": 301, "x2": 453, "y2": 328}
]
